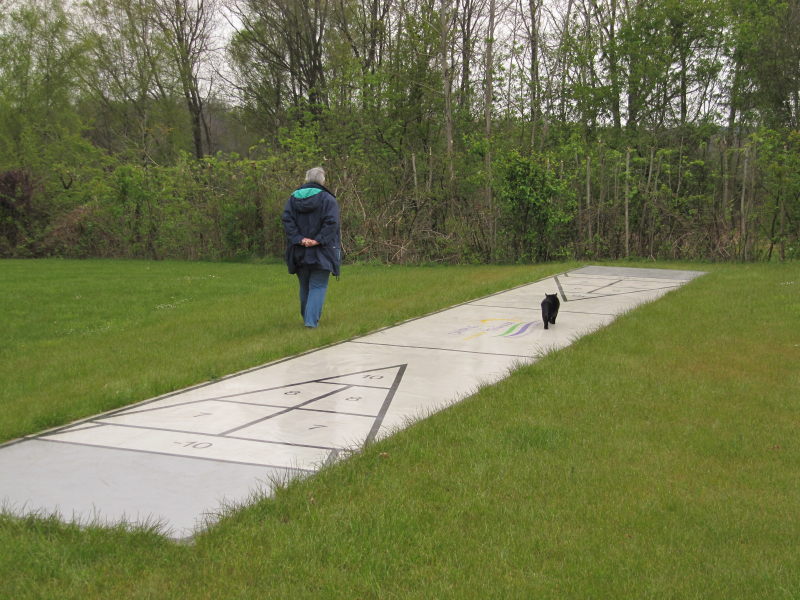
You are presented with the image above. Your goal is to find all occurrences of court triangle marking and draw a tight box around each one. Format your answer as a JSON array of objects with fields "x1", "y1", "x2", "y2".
[{"x1": 317, "y1": 364, "x2": 406, "y2": 389}]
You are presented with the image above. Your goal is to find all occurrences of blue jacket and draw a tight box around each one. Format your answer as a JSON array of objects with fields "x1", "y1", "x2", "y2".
[{"x1": 282, "y1": 183, "x2": 341, "y2": 276}]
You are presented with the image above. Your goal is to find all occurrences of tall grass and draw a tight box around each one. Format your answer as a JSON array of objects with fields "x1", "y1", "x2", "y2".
[{"x1": 1, "y1": 260, "x2": 798, "y2": 599}]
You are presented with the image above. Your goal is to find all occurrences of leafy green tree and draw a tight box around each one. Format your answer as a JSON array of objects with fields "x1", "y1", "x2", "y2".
[
  {"x1": 76, "y1": 0, "x2": 187, "y2": 164},
  {"x1": 0, "y1": 0, "x2": 86, "y2": 168},
  {"x1": 152, "y1": 0, "x2": 219, "y2": 158},
  {"x1": 495, "y1": 149, "x2": 576, "y2": 262},
  {"x1": 725, "y1": 0, "x2": 800, "y2": 129}
]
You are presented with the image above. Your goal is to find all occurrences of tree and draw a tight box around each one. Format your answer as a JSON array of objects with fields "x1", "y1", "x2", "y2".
[
  {"x1": 77, "y1": 0, "x2": 183, "y2": 163},
  {"x1": 495, "y1": 149, "x2": 575, "y2": 261},
  {"x1": 229, "y1": 0, "x2": 330, "y2": 126},
  {"x1": 153, "y1": 0, "x2": 219, "y2": 158},
  {"x1": 0, "y1": 0, "x2": 86, "y2": 166},
  {"x1": 439, "y1": 0, "x2": 457, "y2": 187},
  {"x1": 726, "y1": 0, "x2": 800, "y2": 129}
]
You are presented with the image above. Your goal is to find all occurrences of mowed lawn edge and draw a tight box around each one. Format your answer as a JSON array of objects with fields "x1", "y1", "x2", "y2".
[{"x1": 1, "y1": 260, "x2": 798, "y2": 599}]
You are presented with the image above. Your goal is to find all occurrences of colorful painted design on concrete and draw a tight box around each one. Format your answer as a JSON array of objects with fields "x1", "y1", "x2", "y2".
[{"x1": 450, "y1": 318, "x2": 538, "y2": 340}]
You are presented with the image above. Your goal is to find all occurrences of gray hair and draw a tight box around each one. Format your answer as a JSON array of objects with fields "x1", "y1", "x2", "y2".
[{"x1": 305, "y1": 167, "x2": 326, "y2": 185}]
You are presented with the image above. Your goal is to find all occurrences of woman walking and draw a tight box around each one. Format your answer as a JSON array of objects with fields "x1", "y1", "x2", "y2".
[{"x1": 281, "y1": 167, "x2": 341, "y2": 328}]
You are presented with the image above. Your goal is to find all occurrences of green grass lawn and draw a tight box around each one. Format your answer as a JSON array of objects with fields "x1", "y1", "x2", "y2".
[{"x1": 1, "y1": 259, "x2": 799, "y2": 598}]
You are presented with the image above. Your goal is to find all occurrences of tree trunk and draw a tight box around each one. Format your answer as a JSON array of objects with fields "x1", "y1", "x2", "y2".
[
  {"x1": 528, "y1": 0, "x2": 541, "y2": 149},
  {"x1": 439, "y1": 0, "x2": 456, "y2": 187},
  {"x1": 740, "y1": 149, "x2": 748, "y2": 260},
  {"x1": 586, "y1": 153, "x2": 592, "y2": 250},
  {"x1": 625, "y1": 147, "x2": 631, "y2": 257},
  {"x1": 484, "y1": 0, "x2": 496, "y2": 256}
]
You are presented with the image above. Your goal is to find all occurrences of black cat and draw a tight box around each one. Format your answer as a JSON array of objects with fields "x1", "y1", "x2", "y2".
[{"x1": 541, "y1": 293, "x2": 560, "y2": 329}]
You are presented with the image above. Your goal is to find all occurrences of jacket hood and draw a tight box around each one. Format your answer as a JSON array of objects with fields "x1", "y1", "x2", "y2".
[{"x1": 290, "y1": 183, "x2": 331, "y2": 213}]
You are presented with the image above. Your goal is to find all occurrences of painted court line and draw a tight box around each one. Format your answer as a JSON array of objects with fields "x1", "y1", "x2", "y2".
[
  {"x1": 350, "y1": 340, "x2": 534, "y2": 358},
  {"x1": 35, "y1": 437, "x2": 315, "y2": 472},
  {"x1": 0, "y1": 266, "x2": 704, "y2": 539}
]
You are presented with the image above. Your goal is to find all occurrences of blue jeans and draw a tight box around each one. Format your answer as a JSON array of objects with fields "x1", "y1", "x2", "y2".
[{"x1": 296, "y1": 267, "x2": 330, "y2": 328}]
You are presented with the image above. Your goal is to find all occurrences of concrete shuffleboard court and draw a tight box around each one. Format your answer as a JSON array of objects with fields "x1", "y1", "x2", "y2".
[{"x1": 0, "y1": 266, "x2": 704, "y2": 539}]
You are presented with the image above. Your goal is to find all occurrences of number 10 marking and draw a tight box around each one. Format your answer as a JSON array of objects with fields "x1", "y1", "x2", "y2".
[{"x1": 175, "y1": 441, "x2": 213, "y2": 449}]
